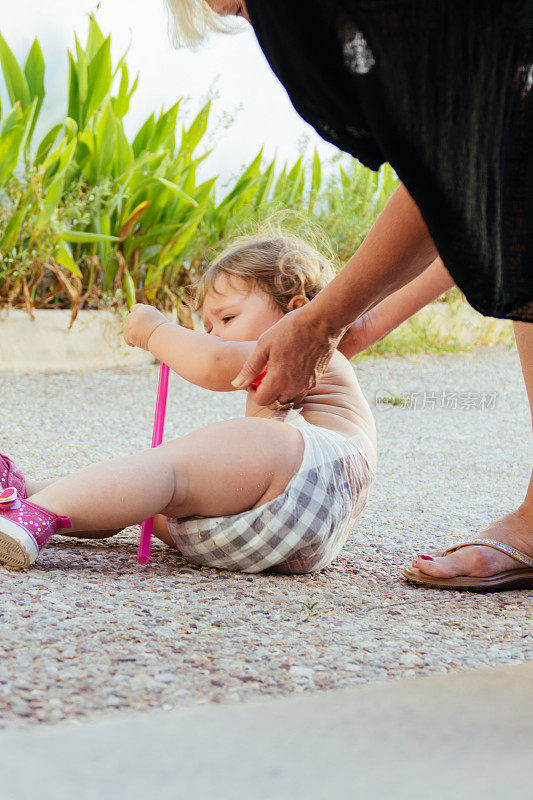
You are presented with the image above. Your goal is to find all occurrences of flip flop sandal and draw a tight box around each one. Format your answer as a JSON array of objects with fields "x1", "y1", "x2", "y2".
[{"x1": 402, "y1": 538, "x2": 533, "y2": 592}]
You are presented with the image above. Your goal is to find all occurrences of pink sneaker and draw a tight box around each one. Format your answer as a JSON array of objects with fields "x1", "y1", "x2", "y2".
[
  {"x1": 0, "y1": 487, "x2": 72, "y2": 569},
  {"x1": 0, "y1": 453, "x2": 27, "y2": 498}
]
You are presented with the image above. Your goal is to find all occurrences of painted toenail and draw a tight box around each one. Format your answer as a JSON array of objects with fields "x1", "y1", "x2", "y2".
[{"x1": 419, "y1": 554, "x2": 435, "y2": 561}]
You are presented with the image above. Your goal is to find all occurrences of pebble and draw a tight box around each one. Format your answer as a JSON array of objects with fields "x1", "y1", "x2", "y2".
[
  {"x1": 155, "y1": 673, "x2": 176, "y2": 683},
  {"x1": 0, "y1": 349, "x2": 531, "y2": 731},
  {"x1": 288, "y1": 667, "x2": 315, "y2": 680}
]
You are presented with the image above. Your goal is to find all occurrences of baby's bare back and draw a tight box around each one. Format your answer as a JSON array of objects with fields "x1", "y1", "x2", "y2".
[{"x1": 245, "y1": 350, "x2": 377, "y2": 470}]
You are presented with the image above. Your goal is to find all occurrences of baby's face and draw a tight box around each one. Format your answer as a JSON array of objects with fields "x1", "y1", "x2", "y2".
[{"x1": 202, "y1": 274, "x2": 285, "y2": 341}]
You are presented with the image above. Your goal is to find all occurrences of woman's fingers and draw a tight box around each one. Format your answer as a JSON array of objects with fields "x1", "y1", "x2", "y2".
[
  {"x1": 236, "y1": 307, "x2": 336, "y2": 407},
  {"x1": 231, "y1": 341, "x2": 269, "y2": 390},
  {"x1": 253, "y1": 364, "x2": 311, "y2": 407}
]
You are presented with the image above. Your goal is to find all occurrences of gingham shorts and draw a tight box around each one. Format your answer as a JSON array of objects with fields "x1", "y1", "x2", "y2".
[{"x1": 167, "y1": 407, "x2": 375, "y2": 574}]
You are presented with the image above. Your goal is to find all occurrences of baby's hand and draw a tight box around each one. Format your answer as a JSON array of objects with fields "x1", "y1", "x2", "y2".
[{"x1": 124, "y1": 304, "x2": 168, "y2": 351}]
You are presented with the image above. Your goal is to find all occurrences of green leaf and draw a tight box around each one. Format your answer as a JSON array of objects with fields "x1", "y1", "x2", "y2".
[
  {"x1": 20, "y1": 97, "x2": 39, "y2": 158},
  {"x1": 240, "y1": 148, "x2": 263, "y2": 181},
  {"x1": 158, "y1": 214, "x2": 203, "y2": 267},
  {"x1": 67, "y1": 51, "x2": 80, "y2": 123},
  {"x1": 112, "y1": 63, "x2": 132, "y2": 119},
  {"x1": 86, "y1": 14, "x2": 106, "y2": 61},
  {"x1": 180, "y1": 100, "x2": 210, "y2": 154},
  {"x1": 83, "y1": 36, "x2": 112, "y2": 127},
  {"x1": 0, "y1": 209, "x2": 25, "y2": 251},
  {"x1": 272, "y1": 165, "x2": 287, "y2": 199},
  {"x1": 102, "y1": 255, "x2": 119, "y2": 292},
  {"x1": 339, "y1": 166, "x2": 351, "y2": 198},
  {"x1": 94, "y1": 101, "x2": 117, "y2": 180},
  {"x1": 118, "y1": 200, "x2": 151, "y2": 240},
  {"x1": 286, "y1": 155, "x2": 303, "y2": 186},
  {"x1": 57, "y1": 231, "x2": 119, "y2": 243},
  {"x1": 42, "y1": 174, "x2": 66, "y2": 220},
  {"x1": 40, "y1": 138, "x2": 77, "y2": 221},
  {"x1": 34, "y1": 123, "x2": 63, "y2": 167},
  {"x1": 113, "y1": 124, "x2": 134, "y2": 177},
  {"x1": 1, "y1": 101, "x2": 24, "y2": 135},
  {"x1": 41, "y1": 134, "x2": 69, "y2": 182},
  {"x1": 55, "y1": 244, "x2": 83, "y2": 278},
  {"x1": 132, "y1": 113, "x2": 155, "y2": 157},
  {"x1": 63, "y1": 116, "x2": 78, "y2": 140},
  {"x1": 151, "y1": 101, "x2": 180, "y2": 152},
  {"x1": 123, "y1": 268, "x2": 136, "y2": 308},
  {"x1": 75, "y1": 130, "x2": 95, "y2": 179},
  {"x1": 144, "y1": 262, "x2": 164, "y2": 292},
  {"x1": 96, "y1": 213, "x2": 111, "y2": 264},
  {"x1": 254, "y1": 159, "x2": 276, "y2": 210},
  {"x1": 308, "y1": 148, "x2": 322, "y2": 214},
  {"x1": 0, "y1": 33, "x2": 31, "y2": 109},
  {"x1": 23, "y1": 40, "x2": 45, "y2": 149},
  {"x1": 287, "y1": 160, "x2": 305, "y2": 205},
  {"x1": 74, "y1": 35, "x2": 89, "y2": 108},
  {"x1": 0, "y1": 115, "x2": 25, "y2": 185},
  {"x1": 23, "y1": 40, "x2": 45, "y2": 104},
  {"x1": 157, "y1": 177, "x2": 199, "y2": 207}
]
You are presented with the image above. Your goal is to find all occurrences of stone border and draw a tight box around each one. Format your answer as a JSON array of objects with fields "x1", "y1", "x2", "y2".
[{"x1": 0, "y1": 310, "x2": 154, "y2": 372}]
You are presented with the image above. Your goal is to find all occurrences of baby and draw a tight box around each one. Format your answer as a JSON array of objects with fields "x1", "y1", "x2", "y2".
[{"x1": 0, "y1": 233, "x2": 376, "y2": 574}]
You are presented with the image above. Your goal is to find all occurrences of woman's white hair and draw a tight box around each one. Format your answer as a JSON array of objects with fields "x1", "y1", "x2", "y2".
[{"x1": 164, "y1": 0, "x2": 240, "y2": 49}]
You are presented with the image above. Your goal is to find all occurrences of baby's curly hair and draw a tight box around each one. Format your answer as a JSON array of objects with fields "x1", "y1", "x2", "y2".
[{"x1": 184, "y1": 231, "x2": 337, "y2": 317}]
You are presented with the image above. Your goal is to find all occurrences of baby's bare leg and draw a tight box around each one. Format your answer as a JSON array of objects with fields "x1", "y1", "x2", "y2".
[
  {"x1": 26, "y1": 478, "x2": 121, "y2": 540},
  {"x1": 26, "y1": 478, "x2": 56, "y2": 495},
  {"x1": 28, "y1": 482, "x2": 176, "y2": 544},
  {"x1": 28, "y1": 418, "x2": 304, "y2": 534}
]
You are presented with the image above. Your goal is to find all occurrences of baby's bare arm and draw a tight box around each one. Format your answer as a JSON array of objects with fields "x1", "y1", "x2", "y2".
[{"x1": 147, "y1": 322, "x2": 257, "y2": 391}]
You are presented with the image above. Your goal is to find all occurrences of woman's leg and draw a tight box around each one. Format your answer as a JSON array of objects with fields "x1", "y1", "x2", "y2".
[
  {"x1": 414, "y1": 320, "x2": 533, "y2": 578},
  {"x1": 28, "y1": 417, "x2": 304, "y2": 537}
]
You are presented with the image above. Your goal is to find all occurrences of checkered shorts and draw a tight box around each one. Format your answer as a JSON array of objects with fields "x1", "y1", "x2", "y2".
[{"x1": 167, "y1": 408, "x2": 375, "y2": 574}]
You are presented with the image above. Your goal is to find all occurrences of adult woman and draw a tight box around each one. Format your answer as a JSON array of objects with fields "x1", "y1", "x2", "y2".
[{"x1": 165, "y1": 0, "x2": 533, "y2": 590}]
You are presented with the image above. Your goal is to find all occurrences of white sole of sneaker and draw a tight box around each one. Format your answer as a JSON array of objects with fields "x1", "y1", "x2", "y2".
[{"x1": 0, "y1": 518, "x2": 39, "y2": 569}]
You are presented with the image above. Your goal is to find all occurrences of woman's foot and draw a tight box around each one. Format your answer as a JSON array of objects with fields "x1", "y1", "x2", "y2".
[
  {"x1": 0, "y1": 488, "x2": 71, "y2": 569},
  {"x1": 0, "y1": 453, "x2": 27, "y2": 498},
  {"x1": 411, "y1": 507, "x2": 533, "y2": 579}
]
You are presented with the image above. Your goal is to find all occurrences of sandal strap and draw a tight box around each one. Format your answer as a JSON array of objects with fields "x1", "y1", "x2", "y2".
[{"x1": 444, "y1": 538, "x2": 533, "y2": 568}]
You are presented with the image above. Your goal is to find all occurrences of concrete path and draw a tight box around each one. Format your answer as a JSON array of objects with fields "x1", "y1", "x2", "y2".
[
  {"x1": 1, "y1": 347, "x2": 531, "y2": 728},
  {"x1": 1, "y1": 661, "x2": 531, "y2": 799}
]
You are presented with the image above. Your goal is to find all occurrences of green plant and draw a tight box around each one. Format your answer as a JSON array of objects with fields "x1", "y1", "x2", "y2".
[
  {"x1": 0, "y1": 16, "x2": 400, "y2": 328},
  {"x1": 299, "y1": 600, "x2": 321, "y2": 620}
]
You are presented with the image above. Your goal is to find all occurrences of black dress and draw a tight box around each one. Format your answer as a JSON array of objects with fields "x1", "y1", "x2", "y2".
[{"x1": 246, "y1": 0, "x2": 533, "y2": 321}]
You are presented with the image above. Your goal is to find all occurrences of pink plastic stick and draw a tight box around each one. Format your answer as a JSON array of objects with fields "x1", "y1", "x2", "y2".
[{"x1": 137, "y1": 363, "x2": 170, "y2": 564}]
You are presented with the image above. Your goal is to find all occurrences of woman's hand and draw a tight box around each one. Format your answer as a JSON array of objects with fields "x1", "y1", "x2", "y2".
[
  {"x1": 232, "y1": 187, "x2": 443, "y2": 405},
  {"x1": 124, "y1": 304, "x2": 168, "y2": 351},
  {"x1": 232, "y1": 304, "x2": 347, "y2": 407}
]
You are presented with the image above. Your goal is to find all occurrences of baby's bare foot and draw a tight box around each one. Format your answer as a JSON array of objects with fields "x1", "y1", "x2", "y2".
[{"x1": 411, "y1": 508, "x2": 533, "y2": 578}]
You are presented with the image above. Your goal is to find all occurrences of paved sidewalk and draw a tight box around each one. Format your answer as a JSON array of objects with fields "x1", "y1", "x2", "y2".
[
  {"x1": 1, "y1": 661, "x2": 531, "y2": 799},
  {"x1": 0, "y1": 346, "x2": 531, "y2": 729}
]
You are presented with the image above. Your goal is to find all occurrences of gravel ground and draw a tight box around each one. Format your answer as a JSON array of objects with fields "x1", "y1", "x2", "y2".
[{"x1": 0, "y1": 345, "x2": 531, "y2": 729}]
